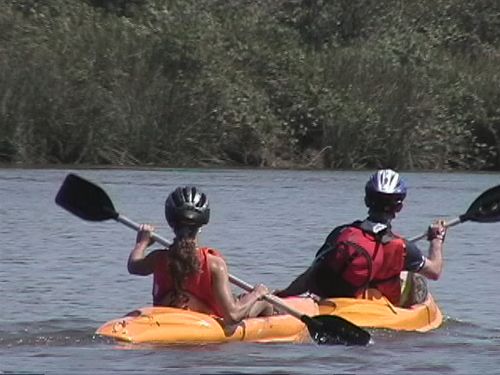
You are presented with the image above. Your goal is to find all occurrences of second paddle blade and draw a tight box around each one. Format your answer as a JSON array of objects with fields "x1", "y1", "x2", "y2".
[
  {"x1": 55, "y1": 173, "x2": 118, "y2": 221},
  {"x1": 464, "y1": 184, "x2": 500, "y2": 223},
  {"x1": 303, "y1": 315, "x2": 371, "y2": 346}
]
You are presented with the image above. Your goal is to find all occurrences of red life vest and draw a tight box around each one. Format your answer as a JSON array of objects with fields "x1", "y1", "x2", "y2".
[
  {"x1": 152, "y1": 247, "x2": 224, "y2": 316},
  {"x1": 310, "y1": 222, "x2": 406, "y2": 305}
]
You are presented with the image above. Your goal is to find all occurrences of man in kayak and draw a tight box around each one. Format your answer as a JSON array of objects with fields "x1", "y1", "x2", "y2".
[
  {"x1": 127, "y1": 186, "x2": 274, "y2": 323},
  {"x1": 275, "y1": 169, "x2": 447, "y2": 307}
]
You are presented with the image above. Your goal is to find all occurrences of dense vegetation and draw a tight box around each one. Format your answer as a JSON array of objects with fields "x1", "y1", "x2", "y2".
[{"x1": 1, "y1": 0, "x2": 499, "y2": 170}]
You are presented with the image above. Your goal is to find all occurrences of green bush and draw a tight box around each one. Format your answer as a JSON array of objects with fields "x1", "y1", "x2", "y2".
[{"x1": 0, "y1": 0, "x2": 499, "y2": 169}]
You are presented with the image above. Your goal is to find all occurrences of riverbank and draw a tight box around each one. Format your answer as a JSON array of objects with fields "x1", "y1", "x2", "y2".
[{"x1": 1, "y1": 1, "x2": 499, "y2": 170}]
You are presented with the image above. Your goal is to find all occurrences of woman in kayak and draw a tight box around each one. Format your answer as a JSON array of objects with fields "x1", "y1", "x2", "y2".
[
  {"x1": 275, "y1": 169, "x2": 447, "y2": 307},
  {"x1": 127, "y1": 186, "x2": 273, "y2": 324}
]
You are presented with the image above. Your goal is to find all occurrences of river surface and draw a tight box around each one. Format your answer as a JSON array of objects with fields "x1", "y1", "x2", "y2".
[{"x1": 1, "y1": 168, "x2": 499, "y2": 374}]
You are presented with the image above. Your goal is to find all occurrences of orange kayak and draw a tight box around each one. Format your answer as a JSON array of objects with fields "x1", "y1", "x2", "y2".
[
  {"x1": 96, "y1": 284, "x2": 442, "y2": 344},
  {"x1": 96, "y1": 296, "x2": 317, "y2": 344}
]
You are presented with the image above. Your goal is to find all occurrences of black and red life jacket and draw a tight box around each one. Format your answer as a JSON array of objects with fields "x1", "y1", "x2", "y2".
[{"x1": 308, "y1": 220, "x2": 406, "y2": 305}]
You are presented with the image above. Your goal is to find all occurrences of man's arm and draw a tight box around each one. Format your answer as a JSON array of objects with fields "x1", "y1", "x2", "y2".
[
  {"x1": 405, "y1": 220, "x2": 446, "y2": 280},
  {"x1": 419, "y1": 238, "x2": 444, "y2": 280},
  {"x1": 274, "y1": 267, "x2": 312, "y2": 298}
]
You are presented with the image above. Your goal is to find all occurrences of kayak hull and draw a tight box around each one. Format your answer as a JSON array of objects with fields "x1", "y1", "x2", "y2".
[
  {"x1": 96, "y1": 292, "x2": 442, "y2": 344},
  {"x1": 96, "y1": 297, "x2": 317, "y2": 344},
  {"x1": 318, "y1": 292, "x2": 442, "y2": 333}
]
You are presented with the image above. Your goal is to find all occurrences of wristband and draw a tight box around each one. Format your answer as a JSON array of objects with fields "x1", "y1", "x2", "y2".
[{"x1": 427, "y1": 226, "x2": 446, "y2": 242}]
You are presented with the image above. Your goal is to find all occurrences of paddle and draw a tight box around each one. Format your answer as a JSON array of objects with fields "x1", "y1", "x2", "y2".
[
  {"x1": 408, "y1": 184, "x2": 500, "y2": 242},
  {"x1": 227, "y1": 275, "x2": 370, "y2": 345},
  {"x1": 55, "y1": 173, "x2": 371, "y2": 346}
]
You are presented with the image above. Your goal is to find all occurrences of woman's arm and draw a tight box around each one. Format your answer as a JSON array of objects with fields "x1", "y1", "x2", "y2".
[
  {"x1": 127, "y1": 224, "x2": 159, "y2": 275},
  {"x1": 209, "y1": 255, "x2": 268, "y2": 324}
]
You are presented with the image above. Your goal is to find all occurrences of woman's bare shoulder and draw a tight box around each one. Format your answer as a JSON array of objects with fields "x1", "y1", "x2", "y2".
[{"x1": 207, "y1": 252, "x2": 227, "y2": 274}]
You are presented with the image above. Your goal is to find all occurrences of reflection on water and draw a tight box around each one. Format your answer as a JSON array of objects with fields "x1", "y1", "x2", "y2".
[{"x1": 1, "y1": 168, "x2": 500, "y2": 374}]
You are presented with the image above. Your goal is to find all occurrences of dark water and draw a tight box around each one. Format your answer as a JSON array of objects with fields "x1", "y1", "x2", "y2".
[{"x1": 1, "y1": 168, "x2": 499, "y2": 374}]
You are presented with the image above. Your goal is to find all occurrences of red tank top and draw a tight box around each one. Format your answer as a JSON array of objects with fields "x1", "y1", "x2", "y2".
[{"x1": 152, "y1": 247, "x2": 224, "y2": 316}]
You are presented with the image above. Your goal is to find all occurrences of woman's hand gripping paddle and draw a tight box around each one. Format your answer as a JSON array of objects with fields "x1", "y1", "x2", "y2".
[
  {"x1": 409, "y1": 184, "x2": 500, "y2": 242},
  {"x1": 55, "y1": 173, "x2": 371, "y2": 346}
]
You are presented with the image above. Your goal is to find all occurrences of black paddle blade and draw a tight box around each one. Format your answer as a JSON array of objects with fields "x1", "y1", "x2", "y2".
[
  {"x1": 462, "y1": 185, "x2": 500, "y2": 223},
  {"x1": 55, "y1": 173, "x2": 118, "y2": 221},
  {"x1": 302, "y1": 315, "x2": 371, "y2": 346}
]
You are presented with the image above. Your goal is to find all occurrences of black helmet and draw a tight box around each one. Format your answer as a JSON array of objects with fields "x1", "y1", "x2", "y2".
[
  {"x1": 364, "y1": 169, "x2": 407, "y2": 213},
  {"x1": 165, "y1": 186, "x2": 210, "y2": 229}
]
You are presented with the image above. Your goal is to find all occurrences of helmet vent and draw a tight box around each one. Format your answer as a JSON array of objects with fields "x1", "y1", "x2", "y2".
[{"x1": 165, "y1": 186, "x2": 210, "y2": 228}]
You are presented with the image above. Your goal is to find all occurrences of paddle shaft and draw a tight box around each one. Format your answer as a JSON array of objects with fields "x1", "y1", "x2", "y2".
[
  {"x1": 119, "y1": 213, "x2": 371, "y2": 345},
  {"x1": 228, "y1": 275, "x2": 306, "y2": 319},
  {"x1": 116, "y1": 214, "x2": 304, "y2": 319},
  {"x1": 408, "y1": 217, "x2": 462, "y2": 242}
]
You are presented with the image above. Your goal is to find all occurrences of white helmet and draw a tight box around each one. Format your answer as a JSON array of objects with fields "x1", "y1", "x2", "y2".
[{"x1": 364, "y1": 169, "x2": 407, "y2": 212}]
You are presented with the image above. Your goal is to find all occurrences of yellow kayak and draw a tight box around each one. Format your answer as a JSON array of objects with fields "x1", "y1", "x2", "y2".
[
  {"x1": 96, "y1": 286, "x2": 442, "y2": 344},
  {"x1": 316, "y1": 271, "x2": 442, "y2": 333},
  {"x1": 318, "y1": 292, "x2": 442, "y2": 333}
]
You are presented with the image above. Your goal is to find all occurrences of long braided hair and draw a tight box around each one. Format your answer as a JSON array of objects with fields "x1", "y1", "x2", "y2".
[
  {"x1": 168, "y1": 226, "x2": 201, "y2": 291},
  {"x1": 164, "y1": 185, "x2": 210, "y2": 291}
]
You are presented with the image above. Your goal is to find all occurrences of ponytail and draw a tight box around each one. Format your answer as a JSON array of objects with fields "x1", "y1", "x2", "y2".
[{"x1": 168, "y1": 226, "x2": 200, "y2": 291}]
